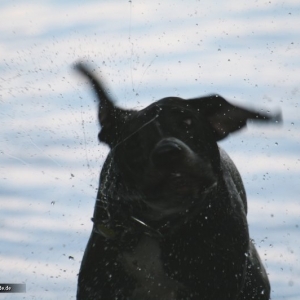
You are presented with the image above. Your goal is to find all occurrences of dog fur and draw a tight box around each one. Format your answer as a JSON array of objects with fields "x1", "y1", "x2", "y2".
[{"x1": 75, "y1": 63, "x2": 280, "y2": 300}]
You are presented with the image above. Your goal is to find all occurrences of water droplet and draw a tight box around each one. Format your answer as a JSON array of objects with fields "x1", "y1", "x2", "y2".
[{"x1": 51, "y1": 201, "x2": 55, "y2": 205}]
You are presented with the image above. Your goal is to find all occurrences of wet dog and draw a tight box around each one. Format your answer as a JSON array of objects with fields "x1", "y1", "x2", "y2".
[{"x1": 75, "y1": 63, "x2": 280, "y2": 300}]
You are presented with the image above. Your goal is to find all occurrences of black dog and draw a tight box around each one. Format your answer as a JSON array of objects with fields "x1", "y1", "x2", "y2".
[{"x1": 75, "y1": 63, "x2": 280, "y2": 300}]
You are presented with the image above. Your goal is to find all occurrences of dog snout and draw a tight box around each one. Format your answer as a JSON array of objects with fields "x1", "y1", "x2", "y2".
[{"x1": 151, "y1": 138, "x2": 190, "y2": 168}]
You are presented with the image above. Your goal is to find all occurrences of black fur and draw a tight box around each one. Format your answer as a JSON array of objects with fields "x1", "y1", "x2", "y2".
[{"x1": 75, "y1": 63, "x2": 280, "y2": 300}]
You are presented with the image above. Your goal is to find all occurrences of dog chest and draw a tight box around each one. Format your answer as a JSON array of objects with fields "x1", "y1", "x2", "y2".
[{"x1": 120, "y1": 235, "x2": 181, "y2": 300}]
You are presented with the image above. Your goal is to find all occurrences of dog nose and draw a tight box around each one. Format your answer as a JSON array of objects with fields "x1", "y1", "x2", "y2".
[{"x1": 151, "y1": 139, "x2": 184, "y2": 167}]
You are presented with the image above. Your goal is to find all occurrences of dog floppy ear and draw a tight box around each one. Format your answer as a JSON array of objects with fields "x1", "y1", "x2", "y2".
[
  {"x1": 188, "y1": 94, "x2": 282, "y2": 141},
  {"x1": 74, "y1": 63, "x2": 129, "y2": 147}
]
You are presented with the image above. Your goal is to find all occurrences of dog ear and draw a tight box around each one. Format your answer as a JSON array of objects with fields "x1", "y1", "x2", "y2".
[
  {"x1": 188, "y1": 94, "x2": 282, "y2": 141},
  {"x1": 74, "y1": 63, "x2": 129, "y2": 146}
]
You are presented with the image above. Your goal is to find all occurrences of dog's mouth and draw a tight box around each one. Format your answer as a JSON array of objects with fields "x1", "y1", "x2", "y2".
[
  {"x1": 145, "y1": 171, "x2": 216, "y2": 198},
  {"x1": 141, "y1": 172, "x2": 217, "y2": 220},
  {"x1": 167, "y1": 172, "x2": 199, "y2": 194}
]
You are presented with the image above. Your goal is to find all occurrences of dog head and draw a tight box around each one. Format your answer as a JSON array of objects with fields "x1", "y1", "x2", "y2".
[{"x1": 75, "y1": 63, "x2": 281, "y2": 221}]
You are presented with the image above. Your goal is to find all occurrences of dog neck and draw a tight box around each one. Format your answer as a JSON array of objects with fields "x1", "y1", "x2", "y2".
[{"x1": 91, "y1": 181, "x2": 218, "y2": 241}]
